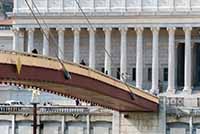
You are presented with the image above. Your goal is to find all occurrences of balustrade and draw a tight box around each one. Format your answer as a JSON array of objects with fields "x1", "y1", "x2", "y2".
[
  {"x1": 14, "y1": 0, "x2": 200, "y2": 13},
  {"x1": 0, "y1": 105, "x2": 89, "y2": 114}
]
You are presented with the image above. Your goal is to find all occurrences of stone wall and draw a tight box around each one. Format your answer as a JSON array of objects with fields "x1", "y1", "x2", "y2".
[
  {"x1": 0, "y1": 114, "x2": 112, "y2": 134},
  {"x1": 0, "y1": 36, "x2": 12, "y2": 51},
  {"x1": 119, "y1": 97, "x2": 166, "y2": 134},
  {"x1": 120, "y1": 112, "x2": 162, "y2": 134}
]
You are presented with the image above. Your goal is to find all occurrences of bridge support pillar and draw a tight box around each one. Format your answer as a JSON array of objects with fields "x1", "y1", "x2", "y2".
[{"x1": 112, "y1": 111, "x2": 120, "y2": 134}]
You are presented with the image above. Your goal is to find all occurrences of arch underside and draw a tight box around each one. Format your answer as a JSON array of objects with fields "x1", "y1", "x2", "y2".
[{"x1": 0, "y1": 52, "x2": 158, "y2": 112}]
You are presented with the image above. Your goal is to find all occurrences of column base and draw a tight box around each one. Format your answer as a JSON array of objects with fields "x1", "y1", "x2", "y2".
[
  {"x1": 136, "y1": 84, "x2": 142, "y2": 89},
  {"x1": 183, "y1": 87, "x2": 192, "y2": 94},
  {"x1": 166, "y1": 88, "x2": 176, "y2": 94},
  {"x1": 150, "y1": 88, "x2": 159, "y2": 95}
]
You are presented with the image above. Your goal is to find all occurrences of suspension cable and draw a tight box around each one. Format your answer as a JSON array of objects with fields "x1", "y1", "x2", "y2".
[
  {"x1": 74, "y1": 0, "x2": 135, "y2": 99},
  {"x1": 24, "y1": 0, "x2": 71, "y2": 80},
  {"x1": 24, "y1": 0, "x2": 135, "y2": 99}
]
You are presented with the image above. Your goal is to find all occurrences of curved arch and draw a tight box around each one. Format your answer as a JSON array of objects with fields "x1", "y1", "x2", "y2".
[{"x1": 0, "y1": 51, "x2": 158, "y2": 112}]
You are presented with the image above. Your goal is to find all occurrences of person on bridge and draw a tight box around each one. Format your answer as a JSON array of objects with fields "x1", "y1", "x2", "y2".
[
  {"x1": 75, "y1": 99, "x2": 80, "y2": 106},
  {"x1": 80, "y1": 59, "x2": 86, "y2": 65},
  {"x1": 32, "y1": 49, "x2": 38, "y2": 54}
]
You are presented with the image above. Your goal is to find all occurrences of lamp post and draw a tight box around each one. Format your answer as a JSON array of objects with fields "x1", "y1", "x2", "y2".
[{"x1": 31, "y1": 102, "x2": 39, "y2": 134}]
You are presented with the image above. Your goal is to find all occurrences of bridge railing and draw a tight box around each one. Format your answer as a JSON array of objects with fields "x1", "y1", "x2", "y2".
[
  {"x1": 39, "y1": 106, "x2": 89, "y2": 114},
  {"x1": 0, "y1": 105, "x2": 89, "y2": 114},
  {"x1": 0, "y1": 49, "x2": 123, "y2": 88},
  {"x1": 0, "y1": 50, "x2": 141, "y2": 89}
]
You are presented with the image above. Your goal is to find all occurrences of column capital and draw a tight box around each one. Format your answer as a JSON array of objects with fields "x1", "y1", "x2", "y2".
[
  {"x1": 56, "y1": 27, "x2": 65, "y2": 32},
  {"x1": 151, "y1": 27, "x2": 160, "y2": 33},
  {"x1": 167, "y1": 27, "x2": 176, "y2": 33},
  {"x1": 135, "y1": 27, "x2": 144, "y2": 34},
  {"x1": 12, "y1": 27, "x2": 20, "y2": 33},
  {"x1": 103, "y1": 27, "x2": 112, "y2": 32},
  {"x1": 119, "y1": 27, "x2": 128, "y2": 32},
  {"x1": 183, "y1": 26, "x2": 192, "y2": 32},
  {"x1": 87, "y1": 27, "x2": 96, "y2": 32},
  {"x1": 43, "y1": 28, "x2": 49, "y2": 34},
  {"x1": 26, "y1": 28, "x2": 35, "y2": 32},
  {"x1": 72, "y1": 27, "x2": 81, "y2": 32}
]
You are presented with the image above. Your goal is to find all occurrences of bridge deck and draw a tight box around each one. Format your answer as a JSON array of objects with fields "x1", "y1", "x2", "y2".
[{"x1": 0, "y1": 50, "x2": 158, "y2": 112}]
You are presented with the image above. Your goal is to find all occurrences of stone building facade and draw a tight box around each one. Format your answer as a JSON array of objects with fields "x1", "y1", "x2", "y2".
[{"x1": 0, "y1": 106, "x2": 113, "y2": 134}]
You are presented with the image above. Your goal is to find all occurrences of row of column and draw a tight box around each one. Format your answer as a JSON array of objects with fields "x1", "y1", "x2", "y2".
[{"x1": 13, "y1": 26, "x2": 193, "y2": 94}]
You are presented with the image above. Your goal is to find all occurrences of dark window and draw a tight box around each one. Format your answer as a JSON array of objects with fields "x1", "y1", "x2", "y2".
[
  {"x1": 117, "y1": 68, "x2": 120, "y2": 80},
  {"x1": 163, "y1": 68, "x2": 168, "y2": 81},
  {"x1": 132, "y1": 68, "x2": 136, "y2": 81},
  {"x1": 148, "y1": 68, "x2": 152, "y2": 81}
]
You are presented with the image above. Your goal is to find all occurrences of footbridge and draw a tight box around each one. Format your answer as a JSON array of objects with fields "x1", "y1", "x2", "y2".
[{"x1": 0, "y1": 50, "x2": 158, "y2": 112}]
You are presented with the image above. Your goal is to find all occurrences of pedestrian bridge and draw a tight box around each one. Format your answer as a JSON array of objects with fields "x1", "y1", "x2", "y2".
[{"x1": 0, "y1": 50, "x2": 158, "y2": 112}]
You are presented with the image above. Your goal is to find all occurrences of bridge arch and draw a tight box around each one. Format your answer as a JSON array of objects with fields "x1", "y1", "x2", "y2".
[{"x1": 0, "y1": 51, "x2": 158, "y2": 112}]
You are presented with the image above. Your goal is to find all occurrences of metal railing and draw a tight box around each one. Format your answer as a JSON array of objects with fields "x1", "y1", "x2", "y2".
[
  {"x1": 0, "y1": 105, "x2": 89, "y2": 114},
  {"x1": 0, "y1": 26, "x2": 11, "y2": 30}
]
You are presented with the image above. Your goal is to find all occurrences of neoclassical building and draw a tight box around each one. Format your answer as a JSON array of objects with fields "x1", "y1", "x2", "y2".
[
  {"x1": 1, "y1": 0, "x2": 200, "y2": 133},
  {"x1": 10, "y1": 0, "x2": 200, "y2": 94}
]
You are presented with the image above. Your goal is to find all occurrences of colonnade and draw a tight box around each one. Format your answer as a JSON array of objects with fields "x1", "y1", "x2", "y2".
[{"x1": 12, "y1": 26, "x2": 193, "y2": 94}]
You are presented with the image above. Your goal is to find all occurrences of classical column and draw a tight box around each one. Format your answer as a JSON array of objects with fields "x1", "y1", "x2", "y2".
[
  {"x1": 42, "y1": 29, "x2": 49, "y2": 56},
  {"x1": 57, "y1": 28, "x2": 65, "y2": 60},
  {"x1": 88, "y1": 28, "x2": 96, "y2": 69},
  {"x1": 150, "y1": 27, "x2": 160, "y2": 94},
  {"x1": 11, "y1": 115, "x2": 15, "y2": 134},
  {"x1": 167, "y1": 27, "x2": 176, "y2": 94},
  {"x1": 73, "y1": 27, "x2": 81, "y2": 63},
  {"x1": 61, "y1": 116, "x2": 65, "y2": 134},
  {"x1": 103, "y1": 27, "x2": 112, "y2": 75},
  {"x1": 12, "y1": 28, "x2": 19, "y2": 51},
  {"x1": 119, "y1": 27, "x2": 128, "y2": 81},
  {"x1": 27, "y1": 28, "x2": 34, "y2": 53},
  {"x1": 60, "y1": 0, "x2": 64, "y2": 12},
  {"x1": 135, "y1": 27, "x2": 144, "y2": 89},
  {"x1": 183, "y1": 26, "x2": 192, "y2": 94},
  {"x1": 13, "y1": 0, "x2": 18, "y2": 13},
  {"x1": 86, "y1": 115, "x2": 90, "y2": 134}
]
